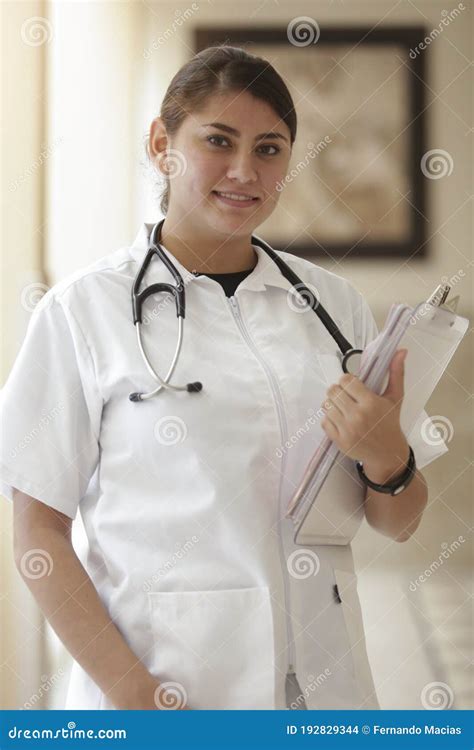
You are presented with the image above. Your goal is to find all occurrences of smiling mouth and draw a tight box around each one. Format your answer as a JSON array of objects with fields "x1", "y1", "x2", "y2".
[{"x1": 212, "y1": 190, "x2": 260, "y2": 207}]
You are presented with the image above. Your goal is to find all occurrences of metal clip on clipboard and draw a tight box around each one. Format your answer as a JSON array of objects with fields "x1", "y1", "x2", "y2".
[{"x1": 286, "y1": 284, "x2": 469, "y2": 547}]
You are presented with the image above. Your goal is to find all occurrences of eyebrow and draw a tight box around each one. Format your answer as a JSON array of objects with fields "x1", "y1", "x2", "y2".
[{"x1": 201, "y1": 122, "x2": 289, "y2": 143}]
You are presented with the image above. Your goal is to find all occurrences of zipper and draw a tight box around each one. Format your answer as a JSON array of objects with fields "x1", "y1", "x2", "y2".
[{"x1": 227, "y1": 294, "x2": 297, "y2": 674}]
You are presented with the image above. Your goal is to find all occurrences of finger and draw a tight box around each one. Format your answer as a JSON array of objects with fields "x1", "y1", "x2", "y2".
[
  {"x1": 321, "y1": 401, "x2": 344, "y2": 430},
  {"x1": 326, "y1": 384, "x2": 358, "y2": 416},
  {"x1": 338, "y1": 374, "x2": 371, "y2": 403},
  {"x1": 321, "y1": 396, "x2": 343, "y2": 418},
  {"x1": 321, "y1": 413, "x2": 339, "y2": 437}
]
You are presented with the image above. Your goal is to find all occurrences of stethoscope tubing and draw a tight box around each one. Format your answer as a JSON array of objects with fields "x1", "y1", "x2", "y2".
[{"x1": 129, "y1": 219, "x2": 362, "y2": 401}]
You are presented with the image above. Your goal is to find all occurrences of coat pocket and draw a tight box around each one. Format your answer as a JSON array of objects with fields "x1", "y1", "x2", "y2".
[
  {"x1": 333, "y1": 568, "x2": 379, "y2": 708},
  {"x1": 147, "y1": 586, "x2": 276, "y2": 709}
]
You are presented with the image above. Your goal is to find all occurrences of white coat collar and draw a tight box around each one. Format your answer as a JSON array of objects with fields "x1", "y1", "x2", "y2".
[{"x1": 130, "y1": 222, "x2": 293, "y2": 293}]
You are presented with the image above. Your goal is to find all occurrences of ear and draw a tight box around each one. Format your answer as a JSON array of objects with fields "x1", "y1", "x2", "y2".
[{"x1": 148, "y1": 116, "x2": 169, "y2": 175}]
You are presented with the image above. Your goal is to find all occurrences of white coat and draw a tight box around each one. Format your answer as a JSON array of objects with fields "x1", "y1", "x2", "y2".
[{"x1": 0, "y1": 223, "x2": 448, "y2": 710}]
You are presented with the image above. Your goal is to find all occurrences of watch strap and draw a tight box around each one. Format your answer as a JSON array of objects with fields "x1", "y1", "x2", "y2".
[{"x1": 356, "y1": 445, "x2": 416, "y2": 496}]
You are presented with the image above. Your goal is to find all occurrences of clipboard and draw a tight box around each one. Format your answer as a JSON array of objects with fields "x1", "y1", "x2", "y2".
[{"x1": 286, "y1": 285, "x2": 469, "y2": 546}]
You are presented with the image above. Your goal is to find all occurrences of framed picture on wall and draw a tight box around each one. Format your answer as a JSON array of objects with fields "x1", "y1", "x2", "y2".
[{"x1": 195, "y1": 25, "x2": 428, "y2": 260}]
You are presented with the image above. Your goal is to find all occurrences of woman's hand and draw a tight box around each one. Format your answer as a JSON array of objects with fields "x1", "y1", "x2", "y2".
[{"x1": 320, "y1": 349, "x2": 409, "y2": 464}]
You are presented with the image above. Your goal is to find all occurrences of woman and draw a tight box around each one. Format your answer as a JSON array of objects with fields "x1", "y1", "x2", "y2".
[{"x1": 1, "y1": 45, "x2": 446, "y2": 711}]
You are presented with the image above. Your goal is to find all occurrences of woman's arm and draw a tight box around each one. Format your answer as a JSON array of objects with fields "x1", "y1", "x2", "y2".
[
  {"x1": 361, "y1": 444, "x2": 428, "y2": 542},
  {"x1": 12, "y1": 489, "x2": 177, "y2": 710},
  {"x1": 320, "y1": 350, "x2": 429, "y2": 542}
]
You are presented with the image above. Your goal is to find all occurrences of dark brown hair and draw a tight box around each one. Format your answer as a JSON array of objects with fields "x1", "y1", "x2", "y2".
[{"x1": 145, "y1": 45, "x2": 297, "y2": 215}]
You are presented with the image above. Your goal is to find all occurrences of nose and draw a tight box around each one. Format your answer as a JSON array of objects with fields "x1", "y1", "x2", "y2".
[{"x1": 225, "y1": 149, "x2": 258, "y2": 184}]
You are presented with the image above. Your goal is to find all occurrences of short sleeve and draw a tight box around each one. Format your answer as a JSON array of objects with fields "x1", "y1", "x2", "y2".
[
  {"x1": 0, "y1": 293, "x2": 102, "y2": 519},
  {"x1": 355, "y1": 292, "x2": 449, "y2": 471}
]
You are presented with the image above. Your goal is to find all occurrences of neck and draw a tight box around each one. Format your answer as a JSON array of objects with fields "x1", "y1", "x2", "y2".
[{"x1": 158, "y1": 217, "x2": 258, "y2": 274}]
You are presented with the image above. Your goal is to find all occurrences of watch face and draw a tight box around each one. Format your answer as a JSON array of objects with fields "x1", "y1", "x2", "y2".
[{"x1": 393, "y1": 485, "x2": 406, "y2": 495}]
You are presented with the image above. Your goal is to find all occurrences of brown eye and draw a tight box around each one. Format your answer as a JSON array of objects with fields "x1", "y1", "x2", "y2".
[
  {"x1": 258, "y1": 144, "x2": 280, "y2": 155},
  {"x1": 207, "y1": 135, "x2": 229, "y2": 147}
]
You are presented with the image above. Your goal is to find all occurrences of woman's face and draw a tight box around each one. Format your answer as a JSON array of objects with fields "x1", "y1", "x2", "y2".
[{"x1": 150, "y1": 89, "x2": 293, "y2": 239}]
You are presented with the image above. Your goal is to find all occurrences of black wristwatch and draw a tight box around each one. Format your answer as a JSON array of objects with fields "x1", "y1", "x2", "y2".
[{"x1": 355, "y1": 445, "x2": 416, "y2": 496}]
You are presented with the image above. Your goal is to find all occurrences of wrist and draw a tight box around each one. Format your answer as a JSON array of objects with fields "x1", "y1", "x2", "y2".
[
  {"x1": 110, "y1": 668, "x2": 160, "y2": 710},
  {"x1": 361, "y1": 438, "x2": 410, "y2": 484}
]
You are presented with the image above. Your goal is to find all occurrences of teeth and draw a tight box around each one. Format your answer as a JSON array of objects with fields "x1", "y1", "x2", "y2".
[{"x1": 215, "y1": 191, "x2": 256, "y2": 201}]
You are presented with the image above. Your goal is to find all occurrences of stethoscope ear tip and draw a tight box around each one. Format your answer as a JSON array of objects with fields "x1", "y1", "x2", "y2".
[{"x1": 187, "y1": 382, "x2": 203, "y2": 393}]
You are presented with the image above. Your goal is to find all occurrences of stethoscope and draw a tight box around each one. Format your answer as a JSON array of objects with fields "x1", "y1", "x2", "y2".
[{"x1": 129, "y1": 219, "x2": 363, "y2": 402}]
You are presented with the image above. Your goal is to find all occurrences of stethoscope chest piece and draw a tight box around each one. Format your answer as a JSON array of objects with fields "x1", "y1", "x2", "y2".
[{"x1": 341, "y1": 348, "x2": 363, "y2": 376}]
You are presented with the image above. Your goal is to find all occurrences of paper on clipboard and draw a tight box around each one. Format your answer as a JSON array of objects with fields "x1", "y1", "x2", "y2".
[{"x1": 286, "y1": 297, "x2": 469, "y2": 546}]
